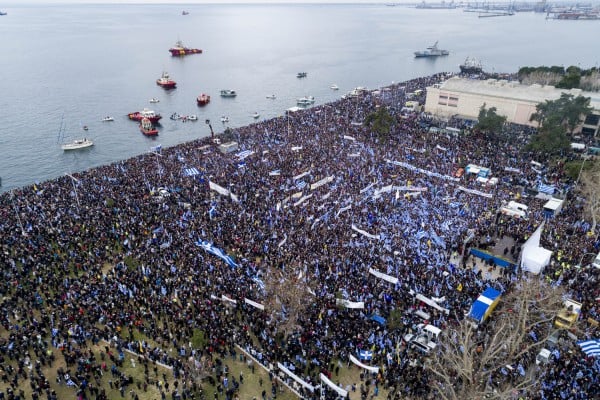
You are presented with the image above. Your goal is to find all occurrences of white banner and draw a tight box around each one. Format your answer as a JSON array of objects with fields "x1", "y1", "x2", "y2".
[
  {"x1": 343, "y1": 135, "x2": 356, "y2": 141},
  {"x1": 415, "y1": 293, "x2": 449, "y2": 315},
  {"x1": 244, "y1": 298, "x2": 265, "y2": 311},
  {"x1": 294, "y1": 194, "x2": 313, "y2": 207},
  {"x1": 209, "y1": 181, "x2": 230, "y2": 196},
  {"x1": 277, "y1": 363, "x2": 315, "y2": 392},
  {"x1": 457, "y1": 186, "x2": 493, "y2": 199},
  {"x1": 222, "y1": 295, "x2": 237, "y2": 304},
  {"x1": 349, "y1": 354, "x2": 380, "y2": 373},
  {"x1": 320, "y1": 373, "x2": 348, "y2": 397},
  {"x1": 310, "y1": 176, "x2": 334, "y2": 191},
  {"x1": 360, "y1": 182, "x2": 376, "y2": 194},
  {"x1": 336, "y1": 298, "x2": 365, "y2": 309},
  {"x1": 352, "y1": 224, "x2": 380, "y2": 240},
  {"x1": 291, "y1": 146, "x2": 303, "y2": 151},
  {"x1": 394, "y1": 186, "x2": 428, "y2": 192},
  {"x1": 368, "y1": 268, "x2": 398, "y2": 284},
  {"x1": 293, "y1": 171, "x2": 310, "y2": 181},
  {"x1": 336, "y1": 205, "x2": 352, "y2": 217}
]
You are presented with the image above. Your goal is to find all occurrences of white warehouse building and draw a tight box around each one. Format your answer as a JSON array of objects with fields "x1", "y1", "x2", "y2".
[{"x1": 424, "y1": 77, "x2": 600, "y2": 136}]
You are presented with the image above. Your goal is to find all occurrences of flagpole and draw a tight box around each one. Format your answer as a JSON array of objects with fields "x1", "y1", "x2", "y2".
[
  {"x1": 10, "y1": 190, "x2": 26, "y2": 236},
  {"x1": 65, "y1": 173, "x2": 80, "y2": 208}
]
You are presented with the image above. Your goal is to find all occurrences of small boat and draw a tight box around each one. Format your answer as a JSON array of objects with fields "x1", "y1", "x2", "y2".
[
  {"x1": 252, "y1": 112, "x2": 260, "y2": 119},
  {"x1": 169, "y1": 39, "x2": 202, "y2": 56},
  {"x1": 297, "y1": 72, "x2": 307, "y2": 78},
  {"x1": 62, "y1": 138, "x2": 94, "y2": 151},
  {"x1": 101, "y1": 116, "x2": 114, "y2": 122},
  {"x1": 188, "y1": 115, "x2": 198, "y2": 121},
  {"x1": 414, "y1": 41, "x2": 449, "y2": 58},
  {"x1": 170, "y1": 112, "x2": 182, "y2": 120},
  {"x1": 330, "y1": 84, "x2": 339, "y2": 90},
  {"x1": 128, "y1": 108, "x2": 162, "y2": 123},
  {"x1": 156, "y1": 71, "x2": 177, "y2": 89},
  {"x1": 82, "y1": 125, "x2": 89, "y2": 131},
  {"x1": 0, "y1": 11, "x2": 7, "y2": 16},
  {"x1": 297, "y1": 96, "x2": 315, "y2": 106},
  {"x1": 182, "y1": 10, "x2": 189, "y2": 15},
  {"x1": 197, "y1": 93, "x2": 211, "y2": 106},
  {"x1": 221, "y1": 116, "x2": 229, "y2": 123},
  {"x1": 266, "y1": 94, "x2": 276, "y2": 99},
  {"x1": 140, "y1": 117, "x2": 159, "y2": 136},
  {"x1": 149, "y1": 98, "x2": 160, "y2": 103},
  {"x1": 220, "y1": 89, "x2": 237, "y2": 98}
]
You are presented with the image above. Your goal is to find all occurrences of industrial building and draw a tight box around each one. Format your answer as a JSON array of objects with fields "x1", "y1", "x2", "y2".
[{"x1": 424, "y1": 77, "x2": 600, "y2": 136}]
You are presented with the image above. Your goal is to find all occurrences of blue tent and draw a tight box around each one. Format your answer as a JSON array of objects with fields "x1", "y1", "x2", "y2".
[{"x1": 468, "y1": 287, "x2": 502, "y2": 324}]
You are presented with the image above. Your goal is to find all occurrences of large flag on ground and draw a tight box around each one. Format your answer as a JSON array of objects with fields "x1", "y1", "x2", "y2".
[
  {"x1": 578, "y1": 339, "x2": 600, "y2": 357},
  {"x1": 195, "y1": 239, "x2": 238, "y2": 268}
]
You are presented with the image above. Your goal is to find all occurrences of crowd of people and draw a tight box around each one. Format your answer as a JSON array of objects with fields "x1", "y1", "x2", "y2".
[{"x1": 1, "y1": 71, "x2": 599, "y2": 400}]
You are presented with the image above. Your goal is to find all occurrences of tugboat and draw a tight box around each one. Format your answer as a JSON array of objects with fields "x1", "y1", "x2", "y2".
[
  {"x1": 128, "y1": 108, "x2": 162, "y2": 123},
  {"x1": 414, "y1": 41, "x2": 449, "y2": 58},
  {"x1": 459, "y1": 56, "x2": 483, "y2": 74},
  {"x1": 156, "y1": 71, "x2": 177, "y2": 89},
  {"x1": 197, "y1": 93, "x2": 211, "y2": 106},
  {"x1": 169, "y1": 39, "x2": 202, "y2": 56},
  {"x1": 140, "y1": 117, "x2": 159, "y2": 136}
]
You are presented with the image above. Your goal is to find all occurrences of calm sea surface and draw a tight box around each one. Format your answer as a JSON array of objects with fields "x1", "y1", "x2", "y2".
[{"x1": 1, "y1": 3, "x2": 599, "y2": 192}]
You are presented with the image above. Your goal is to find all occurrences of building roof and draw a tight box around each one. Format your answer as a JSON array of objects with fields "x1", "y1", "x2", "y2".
[{"x1": 436, "y1": 77, "x2": 600, "y2": 110}]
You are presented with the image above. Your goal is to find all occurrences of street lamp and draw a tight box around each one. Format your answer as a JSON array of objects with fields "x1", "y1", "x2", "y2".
[{"x1": 10, "y1": 190, "x2": 26, "y2": 236}]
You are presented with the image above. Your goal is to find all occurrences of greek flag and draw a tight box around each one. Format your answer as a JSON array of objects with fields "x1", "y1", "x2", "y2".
[
  {"x1": 236, "y1": 150, "x2": 254, "y2": 160},
  {"x1": 358, "y1": 349, "x2": 373, "y2": 361},
  {"x1": 195, "y1": 239, "x2": 239, "y2": 268},
  {"x1": 415, "y1": 230, "x2": 428, "y2": 240},
  {"x1": 183, "y1": 167, "x2": 200, "y2": 177},
  {"x1": 537, "y1": 182, "x2": 556, "y2": 195},
  {"x1": 296, "y1": 180, "x2": 307, "y2": 190},
  {"x1": 578, "y1": 339, "x2": 600, "y2": 357},
  {"x1": 150, "y1": 144, "x2": 162, "y2": 153}
]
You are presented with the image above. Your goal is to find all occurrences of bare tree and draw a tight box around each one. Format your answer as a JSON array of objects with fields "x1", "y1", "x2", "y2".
[
  {"x1": 262, "y1": 263, "x2": 313, "y2": 337},
  {"x1": 427, "y1": 277, "x2": 564, "y2": 400},
  {"x1": 580, "y1": 159, "x2": 600, "y2": 234},
  {"x1": 186, "y1": 354, "x2": 213, "y2": 388}
]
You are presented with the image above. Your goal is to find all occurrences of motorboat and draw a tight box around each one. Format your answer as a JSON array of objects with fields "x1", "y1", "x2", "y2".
[
  {"x1": 266, "y1": 94, "x2": 276, "y2": 99},
  {"x1": 169, "y1": 39, "x2": 202, "y2": 56},
  {"x1": 330, "y1": 84, "x2": 339, "y2": 90},
  {"x1": 128, "y1": 108, "x2": 162, "y2": 123},
  {"x1": 297, "y1": 96, "x2": 315, "y2": 106},
  {"x1": 414, "y1": 41, "x2": 449, "y2": 58},
  {"x1": 0, "y1": 11, "x2": 7, "y2": 16},
  {"x1": 140, "y1": 117, "x2": 159, "y2": 136},
  {"x1": 149, "y1": 98, "x2": 160, "y2": 103},
  {"x1": 62, "y1": 138, "x2": 94, "y2": 151},
  {"x1": 156, "y1": 71, "x2": 177, "y2": 89},
  {"x1": 252, "y1": 112, "x2": 260, "y2": 119},
  {"x1": 221, "y1": 116, "x2": 229, "y2": 123},
  {"x1": 182, "y1": 10, "x2": 189, "y2": 15},
  {"x1": 220, "y1": 89, "x2": 237, "y2": 98},
  {"x1": 197, "y1": 93, "x2": 211, "y2": 106},
  {"x1": 82, "y1": 125, "x2": 89, "y2": 131},
  {"x1": 170, "y1": 112, "x2": 182, "y2": 120},
  {"x1": 101, "y1": 116, "x2": 114, "y2": 122},
  {"x1": 460, "y1": 56, "x2": 483, "y2": 74},
  {"x1": 187, "y1": 115, "x2": 198, "y2": 121},
  {"x1": 297, "y1": 72, "x2": 307, "y2": 78}
]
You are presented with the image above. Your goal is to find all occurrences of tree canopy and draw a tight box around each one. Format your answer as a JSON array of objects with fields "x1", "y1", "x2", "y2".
[
  {"x1": 365, "y1": 106, "x2": 395, "y2": 143},
  {"x1": 475, "y1": 103, "x2": 507, "y2": 134},
  {"x1": 529, "y1": 93, "x2": 593, "y2": 134}
]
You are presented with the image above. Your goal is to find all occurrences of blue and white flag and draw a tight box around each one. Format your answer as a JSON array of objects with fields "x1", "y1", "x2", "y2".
[
  {"x1": 358, "y1": 349, "x2": 373, "y2": 361},
  {"x1": 415, "y1": 230, "x2": 428, "y2": 240},
  {"x1": 537, "y1": 182, "x2": 556, "y2": 195},
  {"x1": 578, "y1": 339, "x2": 600, "y2": 357},
  {"x1": 183, "y1": 167, "x2": 200, "y2": 177},
  {"x1": 195, "y1": 239, "x2": 239, "y2": 268},
  {"x1": 296, "y1": 180, "x2": 307, "y2": 190},
  {"x1": 150, "y1": 144, "x2": 162, "y2": 153}
]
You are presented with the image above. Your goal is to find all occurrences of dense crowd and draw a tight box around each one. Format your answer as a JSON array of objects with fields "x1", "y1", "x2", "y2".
[{"x1": 1, "y1": 72, "x2": 599, "y2": 400}]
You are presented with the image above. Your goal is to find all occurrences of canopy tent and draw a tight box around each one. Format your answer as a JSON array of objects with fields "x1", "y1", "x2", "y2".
[
  {"x1": 520, "y1": 222, "x2": 553, "y2": 274},
  {"x1": 521, "y1": 246, "x2": 552, "y2": 274},
  {"x1": 543, "y1": 198, "x2": 564, "y2": 218}
]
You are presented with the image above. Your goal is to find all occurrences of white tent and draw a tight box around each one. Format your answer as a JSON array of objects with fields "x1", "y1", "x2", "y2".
[
  {"x1": 521, "y1": 246, "x2": 553, "y2": 274},
  {"x1": 520, "y1": 222, "x2": 553, "y2": 274}
]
